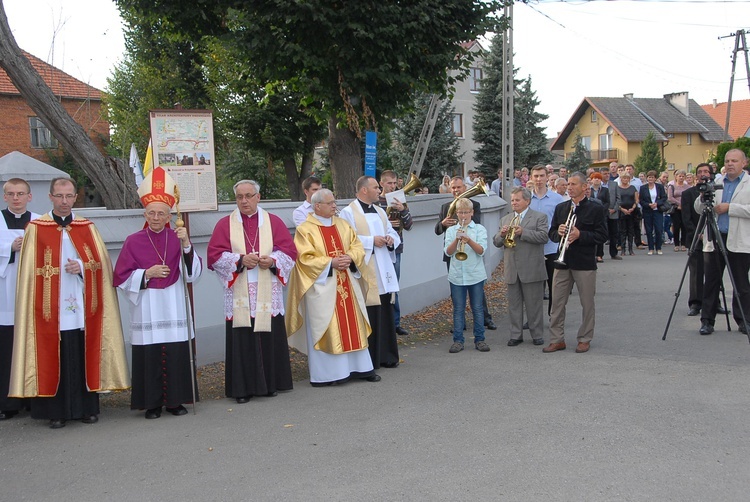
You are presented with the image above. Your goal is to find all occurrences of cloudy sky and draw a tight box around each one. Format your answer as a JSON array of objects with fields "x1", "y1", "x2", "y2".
[{"x1": 5, "y1": 0, "x2": 750, "y2": 138}]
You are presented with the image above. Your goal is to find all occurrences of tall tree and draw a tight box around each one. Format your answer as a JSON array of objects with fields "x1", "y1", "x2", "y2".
[
  {"x1": 513, "y1": 77, "x2": 552, "y2": 168},
  {"x1": 0, "y1": 5, "x2": 139, "y2": 208},
  {"x1": 473, "y1": 36, "x2": 551, "y2": 178},
  {"x1": 634, "y1": 131, "x2": 666, "y2": 174},
  {"x1": 565, "y1": 128, "x2": 590, "y2": 173},
  {"x1": 115, "y1": 0, "x2": 506, "y2": 198},
  {"x1": 390, "y1": 93, "x2": 462, "y2": 193}
]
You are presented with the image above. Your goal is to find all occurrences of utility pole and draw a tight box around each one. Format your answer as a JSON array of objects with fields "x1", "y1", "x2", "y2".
[
  {"x1": 501, "y1": 1, "x2": 514, "y2": 203},
  {"x1": 719, "y1": 29, "x2": 750, "y2": 142}
]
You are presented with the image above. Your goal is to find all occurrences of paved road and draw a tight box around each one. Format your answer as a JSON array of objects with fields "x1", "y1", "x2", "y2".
[{"x1": 2, "y1": 250, "x2": 749, "y2": 501}]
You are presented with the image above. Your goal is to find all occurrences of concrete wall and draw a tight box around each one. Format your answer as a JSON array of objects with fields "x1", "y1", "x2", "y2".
[{"x1": 79, "y1": 193, "x2": 507, "y2": 366}]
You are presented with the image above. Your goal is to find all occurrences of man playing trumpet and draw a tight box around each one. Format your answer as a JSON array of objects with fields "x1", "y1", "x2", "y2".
[
  {"x1": 543, "y1": 173, "x2": 608, "y2": 354},
  {"x1": 494, "y1": 187, "x2": 549, "y2": 347}
]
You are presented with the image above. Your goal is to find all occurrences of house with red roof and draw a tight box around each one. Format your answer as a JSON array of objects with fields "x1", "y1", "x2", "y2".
[
  {"x1": 701, "y1": 99, "x2": 750, "y2": 141},
  {"x1": 0, "y1": 51, "x2": 108, "y2": 162}
]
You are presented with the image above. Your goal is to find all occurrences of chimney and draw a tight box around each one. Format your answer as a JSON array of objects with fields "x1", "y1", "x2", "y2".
[
  {"x1": 624, "y1": 93, "x2": 634, "y2": 100},
  {"x1": 665, "y1": 92, "x2": 689, "y2": 116},
  {"x1": 713, "y1": 99, "x2": 718, "y2": 108}
]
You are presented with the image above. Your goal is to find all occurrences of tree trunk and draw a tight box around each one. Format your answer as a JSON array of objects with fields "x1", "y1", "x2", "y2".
[
  {"x1": 0, "y1": 6, "x2": 140, "y2": 209},
  {"x1": 328, "y1": 117, "x2": 361, "y2": 199}
]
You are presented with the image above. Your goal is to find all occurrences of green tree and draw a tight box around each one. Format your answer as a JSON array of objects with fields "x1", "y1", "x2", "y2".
[
  {"x1": 634, "y1": 131, "x2": 666, "y2": 174},
  {"x1": 715, "y1": 138, "x2": 750, "y2": 168},
  {"x1": 390, "y1": 93, "x2": 462, "y2": 193},
  {"x1": 472, "y1": 36, "x2": 551, "y2": 179},
  {"x1": 565, "y1": 128, "x2": 590, "y2": 173},
  {"x1": 514, "y1": 77, "x2": 553, "y2": 168},
  {"x1": 115, "y1": 0, "x2": 506, "y2": 198}
]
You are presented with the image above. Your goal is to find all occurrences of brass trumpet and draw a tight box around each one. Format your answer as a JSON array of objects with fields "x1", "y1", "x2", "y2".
[
  {"x1": 554, "y1": 205, "x2": 577, "y2": 266},
  {"x1": 386, "y1": 173, "x2": 422, "y2": 217},
  {"x1": 504, "y1": 214, "x2": 520, "y2": 248},
  {"x1": 446, "y1": 178, "x2": 490, "y2": 219},
  {"x1": 454, "y1": 217, "x2": 469, "y2": 261}
]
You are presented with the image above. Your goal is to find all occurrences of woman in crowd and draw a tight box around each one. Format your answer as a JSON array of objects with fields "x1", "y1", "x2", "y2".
[
  {"x1": 685, "y1": 172, "x2": 695, "y2": 186},
  {"x1": 438, "y1": 175, "x2": 451, "y2": 194},
  {"x1": 618, "y1": 172, "x2": 639, "y2": 256},
  {"x1": 639, "y1": 170, "x2": 668, "y2": 256},
  {"x1": 667, "y1": 169, "x2": 690, "y2": 251}
]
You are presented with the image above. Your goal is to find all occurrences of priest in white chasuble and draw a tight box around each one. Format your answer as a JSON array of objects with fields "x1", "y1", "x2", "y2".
[
  {"x1": 207, "y1": 180, "x2": 296, "y2": 404},
  {"x1": 10, "y1": 177, "x2": 129, "y2": 429},
  {"x1": 286, "y1": 189, "x2": 381, "y2": 386},
  {"x1": 114, "y1": 167, "x2": 202, "y2": 420},
  {"x1": 339, "y1": 176, "x2": 401, "y2": 370}
]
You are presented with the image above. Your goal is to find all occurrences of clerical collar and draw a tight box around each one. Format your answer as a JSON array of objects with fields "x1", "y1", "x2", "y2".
[
  {"x1": 52, "y1": 213, "x2": 73, "y2": 227},
  {"x1": 4, "y1": 208, "x2": 25, "y2": 218},
  {"x1": 313, "y1": 213, "x2": 332, "y2": 225},
  {"x1": 357, "y1": 199, "x2": 377, "y2": 214}
]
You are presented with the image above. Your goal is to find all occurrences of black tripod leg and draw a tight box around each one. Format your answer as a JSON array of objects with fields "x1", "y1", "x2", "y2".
[
  {"x1": 719, "y1": 281, "x2": 731, "y2": 332},
  {"x1": 663, "y1": 212, "x2": 706, "y2": 340}
]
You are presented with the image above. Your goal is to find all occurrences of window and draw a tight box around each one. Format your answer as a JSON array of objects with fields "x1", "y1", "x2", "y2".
[
  {"x1": 687, "y1": 162, "x2": 693, "y2": 171},
  {"x1": 29, "y1": 117, "x2": 58, "y2": 148},
  {"x1": 451, "y1": 114, "x2": 463, "y2": 138},
  {"x1": 686, "y1": 133, "x2": 692, "y2": 145},
  {"x1": 469, "y1": 67, "x2": 483, "y2": 92},
  {"x1": 580, "y1": 136, "x2": 591, "y2": 151},
  {"x1": 668, "y1": 163, "x2": 675, "y2": 171},
  {"x1": 591, "y1": 110, "x2": 598, "y2": 122},
  {"x1": 599, "y1": 126, "x2": 613, "y2": 151}
]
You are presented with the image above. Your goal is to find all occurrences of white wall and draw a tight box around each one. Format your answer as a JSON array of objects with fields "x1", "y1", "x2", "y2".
[{"x1": 79, "y1": 194, "x2": 507, "y2": 366}]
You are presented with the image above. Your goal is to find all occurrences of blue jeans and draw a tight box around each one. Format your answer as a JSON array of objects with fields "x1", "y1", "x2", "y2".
[
  {"x1": 394, "y1": 253, "x2": 402, "y2": 327},
  {"x1": 450, "y1": 280, "x2": 485, "y2": 344},
  {"x1": 643, "y1": 209, "x2": 664, "y2": 250}
]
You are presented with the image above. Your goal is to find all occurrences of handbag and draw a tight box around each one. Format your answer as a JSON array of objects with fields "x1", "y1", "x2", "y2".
[{"x1": 661, "y1": 185, "x2": 676, "y2": 214}]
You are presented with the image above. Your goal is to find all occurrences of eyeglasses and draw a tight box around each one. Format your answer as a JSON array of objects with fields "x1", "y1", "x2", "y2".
[
  {"x1": 236, "y1": 193, "x2": 258, "y2": 201},
  {"x1": 50, "y1": 194, "x2": 77, "y2": 200},
  {"x1": 4, "y1": 191, "x2": 28, "y2": 198},
  {"x1": 146, "y1": 211, "x2": 170, "y2": 218},
  {"x1": 316, "y1": 201, "x2": 337, "y2": 206}
]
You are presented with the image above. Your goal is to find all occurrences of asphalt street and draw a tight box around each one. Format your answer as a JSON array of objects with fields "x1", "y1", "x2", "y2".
[{"x1": 1, "y1": 249, "x2": 749, "y2": 501}]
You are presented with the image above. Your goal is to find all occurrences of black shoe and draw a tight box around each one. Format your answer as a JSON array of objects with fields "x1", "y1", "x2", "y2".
[
  {"x1": 688, "y1": 307, "x2": 701, "y2": 317},
  {"x1": 266, "y1": 391, "x2": 278, "y2": 397},
  {"x1": 0, "y1": 410, "x2": 19, "y2": 420},
  {"x1": 507, "y1": 338, "x2": 523, "y2": 347},
  {"x1": 49, "y1": 419, "x2": 66, "y2": 429},
  {"x1": 236, "y1": 396, "x2": 252, "y2": 404},
  {"x1": 485, "y1": 319, "x2": 497, "y2": 330},
  {"x1": 166, "y1": 405, "x2": 188, "y2": 416},
  {"x1": 718, "y1": 306, "x2": 730, "y2": 315},
  {"x1": 364, "y1": 374, "x2": 381, "y2": 382},
  {"x1": 395, "y1": 326, "x2": 409, "y2": 336},
  {"x1": 81, "y1": 414, "x2": 98, "y2": 424},
  {"x1": 699, "y1": 320, "x2": 714, "y2": 335},
  {"x1": 382, "y1": 361, "x2": 399, "y2": 368},
  {"x1": 522, "y1": 322, "x2": 529, "y2": 330},
  {"x1": 145, "y1": 408, "x2": 162, "y2": 419},
  {"x1": 533, "y1": 338, "x2": 544, "y2": 346}
]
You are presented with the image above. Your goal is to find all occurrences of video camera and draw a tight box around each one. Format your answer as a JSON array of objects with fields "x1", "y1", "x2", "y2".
[{"x1": 697, "y1": 175, "x2": 722, "y2": 203}]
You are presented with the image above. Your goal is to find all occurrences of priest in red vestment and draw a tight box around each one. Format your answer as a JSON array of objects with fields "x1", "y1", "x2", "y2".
[
  {"x1": 207, "y1": 180, "x2": 296, "y2": 403},
  {"x1": 10, "y1": 177, "x2": 129, "y2": 429},
  {"x1": 286, "y1": 189, "x2": 381, "y2": 386},
  {"x1": 114, "y1": 167, "x2": 202, "y2": 419}
]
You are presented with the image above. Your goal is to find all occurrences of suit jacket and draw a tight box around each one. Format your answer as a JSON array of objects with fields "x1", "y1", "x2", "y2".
[
  {"x1": 494, "y1": 208, "x2": 548, "y2": 284},
  {"x1": 435, "y1": 198, "x2": 481, "y2": 263},
  {"x1": 681, "y1": 186, "x2": 701, "y2": 242},
  {"x1": 606, "y1": 181, "x2": 620, "y2": 219},
  {"x1": 694, "y1": 173, "x2": 750, "y2": 253},
  {"x1": 639, "y1": 183, "x2": 668, "y2": 213}
]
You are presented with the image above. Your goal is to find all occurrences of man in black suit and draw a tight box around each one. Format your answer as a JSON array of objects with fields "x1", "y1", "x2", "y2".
[
  {"x1": 681, "y1": 163, "x2": 713, "y2": 317},
  {"x1": 589, "y1": 172, "x2": 609, "y2": 262},
  {"x1": 435, "y1": 176, "x2": 495, "y2": 330}
]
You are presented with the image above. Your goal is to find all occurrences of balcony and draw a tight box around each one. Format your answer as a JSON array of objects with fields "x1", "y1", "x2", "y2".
[{"x1": 564, "y1": 149, "x2": 621, "y2": 163}]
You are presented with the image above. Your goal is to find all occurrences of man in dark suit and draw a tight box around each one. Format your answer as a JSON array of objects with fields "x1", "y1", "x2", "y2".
[
  {"x1": 435, "y1": 176, "x2": 495, "y2": 330},
  {"x1": 589, "y1": 173, "x2": 609, "y2": 262},
  {"x1": 681, "y1": 163, "x2": 713, "y2": 317},
  {"x1": 494, "y1": 187, "x2": 548, "y2": 346}
]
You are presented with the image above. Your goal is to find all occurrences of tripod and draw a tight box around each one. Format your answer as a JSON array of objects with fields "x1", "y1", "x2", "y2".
[{"x1": 662, "y1": 192, "x2": 750, "y2": 342}]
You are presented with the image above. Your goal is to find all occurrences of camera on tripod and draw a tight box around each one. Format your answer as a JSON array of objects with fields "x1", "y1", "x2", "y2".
[{"x1": 697, "y1": 175, "x2": 722, "y2": 203}]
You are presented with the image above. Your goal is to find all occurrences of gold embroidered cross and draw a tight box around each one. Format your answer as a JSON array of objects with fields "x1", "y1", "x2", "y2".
[
  {"x1": 82, "y1": 244, "x2": 101, "y2": 313},
  {"x1": 35, "y1": 246, "x2": 60, "y2": 321},
  {"x1": 328, "y1": 235, "x2": 342, "y2": 258}
]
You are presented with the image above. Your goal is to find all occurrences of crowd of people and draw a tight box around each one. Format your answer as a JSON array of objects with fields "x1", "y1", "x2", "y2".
[{"x1": 1, "y1": 151, "x2": 748, "y2": 429}]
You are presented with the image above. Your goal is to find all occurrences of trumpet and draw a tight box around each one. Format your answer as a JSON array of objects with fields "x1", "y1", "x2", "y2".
[
  {"x1": 446, "y1": 178, "x2": 490, "y2": 219},
  {"x1": 387, "y1": 173, "x2": 421, "y2": 217},
  {"x1": 454, "y1": 218, "x2": 469, "y2": 261},
  {"x1": 504, "y1": 214, "x2": 520, "y2": 248},
  {"x1": 554, "y1": 205, "x2": 577, "y2": 266}
]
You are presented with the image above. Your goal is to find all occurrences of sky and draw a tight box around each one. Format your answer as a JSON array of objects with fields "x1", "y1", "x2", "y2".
[{"x1": 4, "y1": 0, "x2": 750, "y2": 139}]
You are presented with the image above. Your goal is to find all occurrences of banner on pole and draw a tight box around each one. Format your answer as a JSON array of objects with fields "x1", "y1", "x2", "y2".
[{"x1": 364, "y1": 131, "x2": 377, "y2": 177}]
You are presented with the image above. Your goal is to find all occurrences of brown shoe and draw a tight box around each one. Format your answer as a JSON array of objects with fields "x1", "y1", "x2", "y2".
[
  {"x1": 575, "y1": 342, "x2": 590, "y2": 353},
  {"x1": 542, "y1": 342, "x2": 566, "y2": 353}
]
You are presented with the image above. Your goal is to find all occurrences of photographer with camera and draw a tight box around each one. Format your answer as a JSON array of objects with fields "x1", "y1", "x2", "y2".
[{"x1": 695, "y1": 149, "x2": 750, "y2": 335}]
